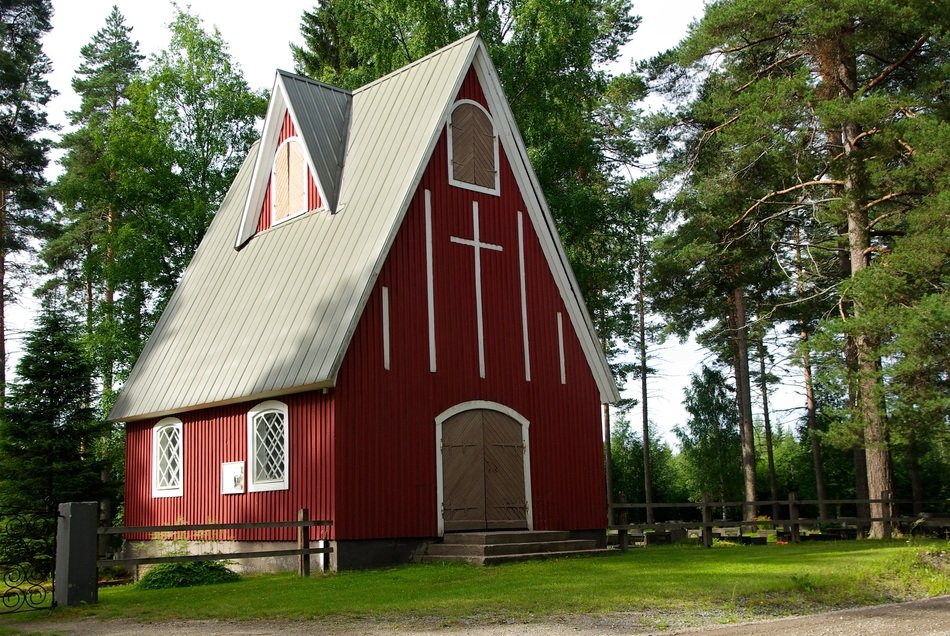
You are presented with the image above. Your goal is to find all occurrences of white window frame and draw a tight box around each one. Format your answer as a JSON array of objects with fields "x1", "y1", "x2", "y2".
[
  {"x1": 152, "y1": 417, "x2": 183, "y2": 498},
  {"x1": 447, "y1": 99, "x2": 500, "y2": 196},
  {"x1": 247, "y1": 400, "x2": 290, "y2": 493},
  {"x1": 271, "y1": 136, "x2": 308, "y2": 225}
]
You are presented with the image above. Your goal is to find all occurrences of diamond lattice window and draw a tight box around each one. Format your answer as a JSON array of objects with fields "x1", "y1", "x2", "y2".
[
  {"x1": 253, "y1": 411, "x2": 286, "y2": 483},
  {"x1": 248, "y1": 401, "x2": 289, "y2": 492},
  {"x1": 152, "y1": 418, "x2": 183, "y2": 497}
]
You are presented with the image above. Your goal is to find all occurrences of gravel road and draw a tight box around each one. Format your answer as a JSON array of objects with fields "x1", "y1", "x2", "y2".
[{"x1": 6, "y1": 596, "x2": 949, "y2": 636}]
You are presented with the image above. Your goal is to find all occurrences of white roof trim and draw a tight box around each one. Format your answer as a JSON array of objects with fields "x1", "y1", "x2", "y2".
[{"x1": 470, "y1": 43, "x2": 619, "y2": 402}]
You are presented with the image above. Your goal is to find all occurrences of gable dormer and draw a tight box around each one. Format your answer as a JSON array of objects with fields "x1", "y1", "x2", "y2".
[
  {"x1": 256, "y1": 112, "x2": 323, "y2": 232},
  {"x1": 237, "y1": 71, "x2": 352, "y2": 247}
]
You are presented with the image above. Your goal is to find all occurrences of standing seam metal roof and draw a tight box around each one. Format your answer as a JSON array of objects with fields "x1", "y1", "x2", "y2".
[{"x1": 109, "y1": 31, "x2": 618, "y2": 423}]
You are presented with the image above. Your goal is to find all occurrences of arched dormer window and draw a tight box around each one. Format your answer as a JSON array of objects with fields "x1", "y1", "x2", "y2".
[
  {"x1": 247, "y1": 400, "x2": 289, "y2": 492},
  {"x1": 272, "y1": 137, "x2": 307, "y2": 224},
  {"x1": 152, "y1": 417, "x2": 183, "y2": 498},
  {"x1": 448, "y1": 100, "x2": 499, "y2": 195}
]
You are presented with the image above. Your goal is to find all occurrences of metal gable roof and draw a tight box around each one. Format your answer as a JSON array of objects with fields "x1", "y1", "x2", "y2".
[
  {"x1": 109, "y1": 33, "x2": 479, "y2": 422},
  {"x1": 109, "y1": 31, "x2": 618, "y2": 423}
]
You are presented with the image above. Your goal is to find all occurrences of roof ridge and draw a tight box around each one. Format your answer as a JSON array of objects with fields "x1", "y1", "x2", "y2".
[
  {"x1": 277, "y1": 69, "x2": 353, "y2": 96},
  {"x1": 353, "y1": 31, "x2": 480, "y2": 95}
]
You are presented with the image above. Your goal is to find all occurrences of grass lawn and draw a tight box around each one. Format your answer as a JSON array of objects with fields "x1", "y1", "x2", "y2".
[{"x1": 2, "y1": 539, "x2": 948, "y2": 630}]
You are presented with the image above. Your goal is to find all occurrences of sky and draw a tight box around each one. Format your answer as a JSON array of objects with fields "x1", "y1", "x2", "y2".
[{"x1": 12, "y1": 0, "x2": 805, "y2": 446}]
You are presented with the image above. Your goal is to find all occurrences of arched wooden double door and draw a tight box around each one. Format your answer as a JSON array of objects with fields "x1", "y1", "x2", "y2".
[{"x1": 441, "y1": 408, "x2": 528, "y2": 532}]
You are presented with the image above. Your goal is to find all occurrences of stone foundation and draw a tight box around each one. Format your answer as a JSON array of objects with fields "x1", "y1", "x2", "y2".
[{"x1": 120, "y1": 539, "x2": 329, "y2": 577}]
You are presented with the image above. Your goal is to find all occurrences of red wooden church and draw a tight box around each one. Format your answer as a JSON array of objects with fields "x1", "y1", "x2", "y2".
[{"x1": 109, "y1": 33, "x2": 619, "y2": 570}]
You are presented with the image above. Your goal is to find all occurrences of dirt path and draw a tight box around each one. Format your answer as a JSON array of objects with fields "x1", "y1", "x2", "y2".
[{"x1": 6, "y1": 596, "x2": 950, "y2": 635}]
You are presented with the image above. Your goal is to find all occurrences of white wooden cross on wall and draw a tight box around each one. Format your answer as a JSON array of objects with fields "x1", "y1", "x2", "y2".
[{"x1": 450, "y1": 201, "x2": 503, "y2": 378}]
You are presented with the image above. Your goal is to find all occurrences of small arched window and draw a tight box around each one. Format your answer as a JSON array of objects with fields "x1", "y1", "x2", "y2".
[
  {"x1": 247, "y1": 400, "x2": 289, "y2": 492},
  {"x1": 152, "y1": 417, "x2": 183, "y2": 498},
  {"x1": 449, "y1": 100, "x2": 498, "y2": 195},
  {"x1": 272, "y1": 137, "x2": 307, "y2": 224}
]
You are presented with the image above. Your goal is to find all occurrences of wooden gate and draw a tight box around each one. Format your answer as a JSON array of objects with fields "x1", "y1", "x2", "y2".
[{"x1": 442, "y1": 409, "x2": 527, "y2": 532}]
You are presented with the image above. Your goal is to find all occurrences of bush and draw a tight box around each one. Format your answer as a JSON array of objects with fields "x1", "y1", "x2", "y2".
[{"x1": 137, "y1": 561, "x2": 240, "y2": 589}]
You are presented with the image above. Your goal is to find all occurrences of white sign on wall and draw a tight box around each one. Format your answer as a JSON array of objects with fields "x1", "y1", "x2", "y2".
[{"x1": 221, "y1": 461, "x2": 245, "y2": 495}]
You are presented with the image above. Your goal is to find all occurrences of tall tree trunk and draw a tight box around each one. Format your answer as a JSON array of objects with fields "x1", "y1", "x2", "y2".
[
  {"x1": 908, "y1": 428, "x2": 924, "y2": 515},
  {"x1": 603, "y1": 402, "x2": 613, "y2": 524},
  {"x1": 795, "y1": 226, "x2": 828, "y2": 519},
  {"x1": 801, "y1": 333, "x2": 828, "y2": 519},
  {"x1": 757, "y1": 337, "x2": 779, "y2": 522},
  {"x1": 727, "y1": 285, "x2": 756, "y2": 521},
  {"x1": 817, "y1": 28, "x2": 893, "y2": 539},
  {"x1": 0, "y1": 187, "x2": 6, "y2": 408},
  {"x1": 845, "y1": 335, "x2": 871, "y2": 530},
  {"x1": 637, "y1": 248, "x2": 654, "y2": 523},
  {"x1": 843, "y1": 122, "x2": 893, "y2": 538},
  {"x1": 103, "y1": 207, "x2": 116, "y2": 397}
]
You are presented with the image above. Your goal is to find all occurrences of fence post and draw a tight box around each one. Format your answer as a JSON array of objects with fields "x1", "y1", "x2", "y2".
[
  {"x1": 789, "y1": 491, "x2": 800, "y2": 543},
  {"x1": 297, "y1": 508, "x2": 310, "y2": 577},
  {"x1": 54, "y1": 502, "x2": 99, "y2": 607},
  {"x1": 701, "y1": 492, "x2": 712, "y2": 548},
  {"x1": 882, "y1": 491, "x2": 892, "y2": 540}
]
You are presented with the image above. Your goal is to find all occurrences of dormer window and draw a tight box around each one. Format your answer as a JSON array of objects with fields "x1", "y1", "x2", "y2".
[
  {"x1": 449, "y1": 100, "x2": 499, "y2": 195},
  {"x1": 272, "y1": 136, "x2": 307, "y2": 224}
]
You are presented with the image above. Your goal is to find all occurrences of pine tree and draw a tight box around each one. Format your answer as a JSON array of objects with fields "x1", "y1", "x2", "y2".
[
  {"x1": 0, "y1": 0, "x2": 54, "y2": 403},
  {"x1": 648, "y1": 0, "x2": 949, "y2": 536},
  {"x1": 48, "y1": 6, "x2": 144, "y2": 402},
  {"x1": 0, "y1": 301, "x2": 104, "y2": 510}
]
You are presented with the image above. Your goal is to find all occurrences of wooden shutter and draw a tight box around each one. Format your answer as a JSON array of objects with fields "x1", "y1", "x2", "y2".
[
  {"x1": 470, "y1": 109, "x2": 495, "y2": 189},
  {"x1": 451, "y1": 103, "x2": 496, "y2": 191},
  {"x1": 273, "y1": 139, "x2": 307, "y2": 222}
]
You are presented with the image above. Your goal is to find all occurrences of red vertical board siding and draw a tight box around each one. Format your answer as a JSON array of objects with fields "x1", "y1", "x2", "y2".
[
  {"x1": 256, "y1": 110, "x2": 323, "y2": 234},
  {"x1": 334, "y1": 66, "x2": 605, "y2": 539},
  {"x1": 124, "y1": 390, "x2": 335, "y2": 541}
]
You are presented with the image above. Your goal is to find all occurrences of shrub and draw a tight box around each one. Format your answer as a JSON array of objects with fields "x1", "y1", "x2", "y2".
[{"x1": 137, "y1": 561, "x2": 240, "y2": 589}]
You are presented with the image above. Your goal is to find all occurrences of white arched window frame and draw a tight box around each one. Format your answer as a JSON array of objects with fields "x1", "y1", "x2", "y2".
[
  {"x1": 247, "y1": 400, "x2": 290, "y2": 492},
  {"x1": 152, "y1": 417, "x2": 183, "y2": 498},
  {"x1": 271, "y1": 136, "x2": 308, "y2": 225},
  {"x1": 447, "y1": 99, "x2": 500, "y2": 196}
]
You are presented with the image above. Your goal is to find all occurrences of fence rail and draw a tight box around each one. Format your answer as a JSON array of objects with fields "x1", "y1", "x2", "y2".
[
  {"x1": 96, "y1": 508, "x2": 331, "y2": 577},
  {"x1": 608, "y1": 494, "x2": 950, "y2": 550}
]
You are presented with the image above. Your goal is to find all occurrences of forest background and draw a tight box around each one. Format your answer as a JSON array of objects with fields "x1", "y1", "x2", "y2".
[{"x1": 0, "y1": 0, "x2": 946, "y2": 538}]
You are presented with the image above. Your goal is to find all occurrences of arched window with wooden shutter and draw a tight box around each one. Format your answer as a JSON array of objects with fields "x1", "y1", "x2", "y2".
[
  {"x1": 449, "y1": 100, "x2": 499, "y2": 195},
  {"x1": 272, "y1": 137, "x2": 307, "y2": 224}
]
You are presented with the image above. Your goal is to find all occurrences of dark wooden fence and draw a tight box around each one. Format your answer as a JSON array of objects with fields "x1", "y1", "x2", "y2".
[
  {"x1": 609, "y1": 494, "x2": 950, "y2": 550},
  {"x1": 97, "y1": 508, "x2": 332, "y2": 577}
]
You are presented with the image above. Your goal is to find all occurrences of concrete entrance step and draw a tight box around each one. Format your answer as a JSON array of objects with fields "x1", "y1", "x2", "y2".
[
  {"x1": 419, "y1": 530, "x2": 610, "y2": 566},
  {"x1": 441, "y1": 530, "x2": 570, "y2": 545}
]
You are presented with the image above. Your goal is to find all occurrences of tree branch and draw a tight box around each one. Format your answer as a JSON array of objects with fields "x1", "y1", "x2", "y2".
[
  {"x1": 863, "y1": 33, "x2": 930, "y2": 92},
  {"x1": 729, "y1": 180, "x2": 845, "y2": 230},
  {"x1": 713, "y1": 31, "x2": 789, "y2": 55},
  {"x1": 864, "y1": 191, "x2": 923, "y2": 214},
  {"x1": 733, "y1": 51, "x2": 805, "y2": 93}
]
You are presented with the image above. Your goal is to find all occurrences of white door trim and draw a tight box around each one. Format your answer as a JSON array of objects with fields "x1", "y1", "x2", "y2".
[{"x1": 435, "y1": 400, "x2": 533, "y2": 536}]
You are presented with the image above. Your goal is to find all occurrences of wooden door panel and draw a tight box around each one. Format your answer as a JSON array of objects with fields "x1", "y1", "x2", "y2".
[
  {"x1": 483, "y1": 410, "x2": 527, "y2": 529},
  {"x1": 442, "y1": 411, "x2": 485, "y2": 531}
]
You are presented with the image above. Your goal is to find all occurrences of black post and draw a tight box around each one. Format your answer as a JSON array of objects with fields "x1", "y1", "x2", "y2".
[
  {"x1": 298, "y1": 508, "x2": 310, "y2": 577},
  {"x1": 789, "y1": 492, "x2": 801, "y2": 543},
  {"x1": 882, "y1": 491, "x2": 892, "y2": 540},
  {"x1": 55, "y1": 502, "x2": 99, "y2": 606},
  {"x1": 701, "y1": 492, "x2": 713, "y2": 548}
]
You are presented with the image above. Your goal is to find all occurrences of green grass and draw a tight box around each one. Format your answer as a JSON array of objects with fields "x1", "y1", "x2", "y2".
[{"x1": 3, "y1": 540, "x2": 948, "y2": 629}]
